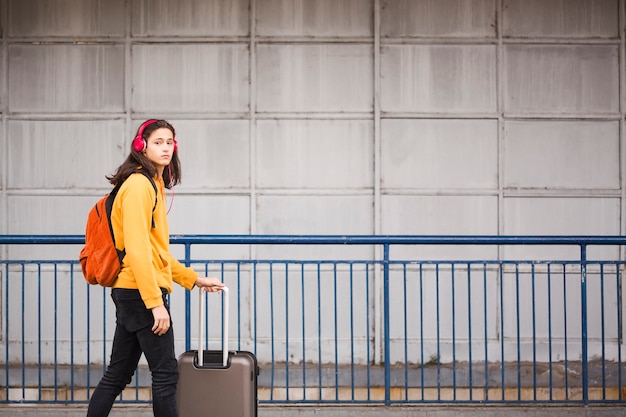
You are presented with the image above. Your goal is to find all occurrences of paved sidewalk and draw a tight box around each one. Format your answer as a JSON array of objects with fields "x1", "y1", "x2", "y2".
[{"x1": 0, "y1": 405, "x2": 625, "y2": 417}]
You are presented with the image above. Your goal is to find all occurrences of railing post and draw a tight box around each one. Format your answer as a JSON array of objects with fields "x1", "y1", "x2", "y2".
[
  {"x1": 580, "y1": 243, "x2": 588, "y2": 405},
  {"x1": 184, "y1": 242, "x2": 192, "y2": 352},
  {"x1": 383, "y1": 243, "x2": 391, "y2": 406}
]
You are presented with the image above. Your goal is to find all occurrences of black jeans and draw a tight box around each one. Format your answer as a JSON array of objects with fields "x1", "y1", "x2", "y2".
[{"x1": 87, "y1": 288, "x2": 179, "y2": 417}]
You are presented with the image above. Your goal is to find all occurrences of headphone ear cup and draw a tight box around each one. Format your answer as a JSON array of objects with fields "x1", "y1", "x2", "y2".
[
  {"x1": 174, "y1": 139, "x2": 178, "y2": 153},
  {"x1": 133, "y1": 119, "x2": 158, "y2": 153},
  {"x1": 133, "y1": 136, "x2": 145, "y2": 152}
]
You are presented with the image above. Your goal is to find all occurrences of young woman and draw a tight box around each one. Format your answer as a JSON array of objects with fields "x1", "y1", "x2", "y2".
[{"x1": 87, "y1": 119, "x2": 223, "y2": 417}]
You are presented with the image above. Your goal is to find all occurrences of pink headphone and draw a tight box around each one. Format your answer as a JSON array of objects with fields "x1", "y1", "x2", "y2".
[{"x1": 133, "y1": 119, "x2": 178, "y2": 152}]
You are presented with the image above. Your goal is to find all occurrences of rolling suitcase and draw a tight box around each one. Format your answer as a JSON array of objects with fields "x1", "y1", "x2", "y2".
[{"x1": 177, "y1": 286, "x2": 258, "y2": 417}]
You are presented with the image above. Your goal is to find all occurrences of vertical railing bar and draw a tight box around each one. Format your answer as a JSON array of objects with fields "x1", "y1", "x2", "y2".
[
  {"x1": 204, "y1": 264, "x2": 210, "y2": 350},
  {"x1": 350, "y1": 263, "x2": 355, "y2": 400},
  {"x1": 37, "y1": 263, "x2": 42, "y2": 401},
  {"x1": 218, "y1": 263, "x2": 225, "y2": 346},
  {"x1": 563, "y1": 263, "x2": 569, "y2": 399},
  {"x1": 419, "y1": 262, "x2": 425, "y2": 402},
  {"x1": 4, "y1": 263, "x2": 9, "y2": 402},
  {"x1": 617, "y1": 265, "x2": 623, "y2": 401},
  {"x1": 515, "y1": 263, "x2": 521, "y2": 401},
  {"x1": 237, "y1": 262, "x2": 243, "y2": 350},
  {"x1": 547, "y1": 264, "x2": 553, "y2": 401},
  {"x1": 236, "y1": 262, "x2": 241, "y2": 350},
  {"x1": 213, "y1": 261, "x2": 218, "y2": 346},
  {"x1": 383, "y1": 244, "x2": 390, "y2": 406},
  {"x1": 467, "y1": 263, "x2": 473, "y2": 401},
  {"x1": 402, "y1": 263, "x2": 408, "y2": 401},
  {"x1": 269, "y1": 262, "x2": 275, "y2": 401},
  {"x1": 316, "y1": 263, "x2": 322, "y2": 402},
  {"x1": 184, "y1": 242, "x2": 192, "y2": 352},
  {"x1": 530, "y1": 262, "x2": 537, "y2": 401},
  {"x1": 600, "y1": 263, "x2": 606, "y2": 400},
  {"x1": 70, "y1": 263, "x2": 75, "y2": 401},
  {"x1": 253, "y1": 261, "x2": 258, "y2": 357},
  {"x1": 451, "y1": 263, "x2": 457, "y2": 400},
  {"x1": 366, "y1": 262, "x2": 372, "y2": 401},
  {"x1": 483, "y1": 262, "x2": 488, "y2": 402},
  {"x1": 581, "y1": 244, "x2": 589, "y2": 405},
  {"x1": 285, "y1": 262, "x2": 290, "y2": 401},
  {"x1": 21, "y1": 264, "x2": 25, "y2": 400},
  {"x1": 499, "y1": 263, "x2": 505, "y2": 401},
  {"x1": 202, "y1": 287, "x2": 207, "y2": 359},
  {"x1": 301, "y1": 263, "x2": 306, "y2": 400},
  {"x1": 54, "y1": 264, "x2": 59, "y2": 402},
  {"x1": 436, "y1": 263, "x2": 441, "y2": 401},
  {"x1": 333, "y1": 262, "x2": 339, "y2": 401}
]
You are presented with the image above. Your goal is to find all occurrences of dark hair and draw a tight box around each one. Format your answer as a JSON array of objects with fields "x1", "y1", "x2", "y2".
[{"x1": 107, "y1": 119, "x2": 181, "y2": 189}]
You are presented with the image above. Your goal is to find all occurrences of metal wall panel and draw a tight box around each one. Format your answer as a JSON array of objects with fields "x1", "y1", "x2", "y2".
[
  {"x1": 7, "y1": 120, "x2": 125, "y2": 189},
  {"x1": 381, "y1": 45, "x2": 497, "y2": 113},
  {"x1": 504, "y1": 45, "x2": 619, "y2": 114},
  {"x1": 503, "y1": 0, "x2": 619, "y2": 38},
  {"x1": 504, "y1": 121, "x2": 620, "y2": 189},
  {"x1": 132, "y1": 44, "x2": 250, "y2": 113},
  {"x1": 131, "y1": 0, "x2": 249, "y2": 37},
  {"x1": 381, "y1": 196, "x2": 499, "y2": 234},
  {"x1": 256, "y1": 119, "x2": 374, "y2": 189},
  {"x1": 168, "y1": 196, "x2": 251, "y2": 235},
  {"x1": 257, "y1": 195, "x2": 374, "y2": 234},
  {"x1": 502, "y1": 197, "x2": 621, "y2": 260},
  {"x1": 5, "y1": 195, "x2": 97, "y2": 260},
  {"x1": 255, "y1": 195, "x2": 375, "y2": 260},
  {"x1": 256, "y1": 44, "x2": 373, "y2": 112},
  {"x1": 7, "y1": 194, "x2": 94, "y2": 236},
  {"x1": 256, "y1": 0, "x2": 373, "y2": 37},
  {"x1": 166, "y1": 119, "x2": 250, "y2": 190},
  {"x1": 8, "y1": 0, "x2": 126, "y2": 37},
  {"x1": 503, "y1": 197, "x2": 621, "y2": 235},
  {"x1": 8, "y1": 44, "x2": 125, "y2": 112},
  {"x1": 381, "y1": 195, "x2": 499, "y2": 260},
  {"x1": 168, "y1": 195, "x2": 252, "y2": 259},
  {"x1": 381, "y1": 0, "x2": 497, "y2": 38},
  {"x1": 381, "y1": 119, "x2": 498, "y2": 190}
]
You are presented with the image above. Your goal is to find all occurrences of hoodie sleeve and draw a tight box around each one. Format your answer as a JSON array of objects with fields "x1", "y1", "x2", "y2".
[{"x1": 168, "y1": 254, "x2": 198, "y2": 290}]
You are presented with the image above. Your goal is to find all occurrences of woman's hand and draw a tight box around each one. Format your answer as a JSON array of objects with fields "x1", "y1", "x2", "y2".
[
  {"x1": 151, "y1": 304, "x2": 171, "y2": 336},
  {"x1": 195, "y1": 276, "x2": 225, "y2": 293}
]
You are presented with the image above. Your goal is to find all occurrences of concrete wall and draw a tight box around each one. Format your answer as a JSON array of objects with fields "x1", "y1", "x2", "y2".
[
  {"x1": 0, "y1": 0, "x2": 624, "y2": 364},
  {"x1": 2, "y1": 0, "x2": 624, "y2": 253}
]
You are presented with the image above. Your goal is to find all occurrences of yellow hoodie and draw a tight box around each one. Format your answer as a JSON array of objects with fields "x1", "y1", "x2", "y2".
[{"x1": 110, "y1": 172, "x2": 197, "y2": 309}]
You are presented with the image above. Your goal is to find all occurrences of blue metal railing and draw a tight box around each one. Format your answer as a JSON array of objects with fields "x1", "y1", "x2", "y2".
[{"x1": 0, "y1": 235, "x2": 625, "y2": 405}]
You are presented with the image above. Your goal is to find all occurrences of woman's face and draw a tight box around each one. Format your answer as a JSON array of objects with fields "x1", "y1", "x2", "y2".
[{"x1": 144, "y1": 127, "x2": 175, "y2": 169}]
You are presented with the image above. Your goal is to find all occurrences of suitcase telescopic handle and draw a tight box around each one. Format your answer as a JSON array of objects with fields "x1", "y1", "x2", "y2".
[{"x1": 197, "y1": 286, "x2": 229, "y2": 368}]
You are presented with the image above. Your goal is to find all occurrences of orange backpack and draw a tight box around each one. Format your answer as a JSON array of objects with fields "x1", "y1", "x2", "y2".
[{"x1": 79, "y1": 173, "x2": 157, "y2": 286}]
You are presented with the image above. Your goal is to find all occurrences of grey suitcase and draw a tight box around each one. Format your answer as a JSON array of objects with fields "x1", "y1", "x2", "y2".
[{"x1": 176, "y1": 287, "x2": 258, "y2": 417}]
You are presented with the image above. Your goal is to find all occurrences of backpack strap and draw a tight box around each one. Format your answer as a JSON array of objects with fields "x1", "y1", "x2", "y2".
[
  {"x1": 104, "y1": 183, "x2": 125, "y2": 264},
  {"x1": 106, "y1": 172, "x2": 159, "y2": 264},
  {"x1": 140, "y1": 172, "x2": 158, "y2": 228}
]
